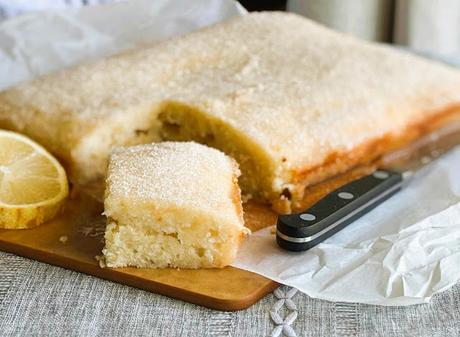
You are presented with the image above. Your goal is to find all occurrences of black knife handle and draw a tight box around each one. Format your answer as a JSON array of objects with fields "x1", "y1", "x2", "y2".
[{"x1": 276, "y1": 169, "x2": 403, "y2": 252}]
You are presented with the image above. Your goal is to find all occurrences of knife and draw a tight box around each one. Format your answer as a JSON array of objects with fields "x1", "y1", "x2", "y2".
[{"x1": 276, "y1": 119, "x2": 460, "y2": 252}]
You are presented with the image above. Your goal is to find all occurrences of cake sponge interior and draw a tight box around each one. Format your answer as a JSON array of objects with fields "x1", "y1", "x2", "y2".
[
  {"x1": 158, "y1": 101, "x2": 283, "y2": 203},
  {"x1": 104, "y1": 206, "x2": 244, "y2": 268},
  {"x1": 102, "y1": 142, "x2": 248, "y2": 269}
]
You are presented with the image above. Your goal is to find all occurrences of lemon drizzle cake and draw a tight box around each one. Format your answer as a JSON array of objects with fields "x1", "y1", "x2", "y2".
[
  {"x1": 102, "y1": 142, "x2": 248, "y2": 268},
  {"x1": 1, "y1": 12, "x2": 460, "y2": 211}
]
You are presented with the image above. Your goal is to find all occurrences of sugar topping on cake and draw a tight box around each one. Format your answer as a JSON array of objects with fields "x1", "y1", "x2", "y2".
[{"x1": 103, "y1": 141, "x2": 248, "y2": 269}]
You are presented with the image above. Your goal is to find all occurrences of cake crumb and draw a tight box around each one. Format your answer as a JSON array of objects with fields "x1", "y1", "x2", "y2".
[
  {"x1": 95, "y1": 255, "x2": 106, "y2": 268},
  {"x1": 79, "y1": 220, "x2": 106, "y2": 238},
  {"x1": 59, "y1": 235, "x2": 68, "y2": 244},
  {"x1": 272, "y1": 196, "x2": 292, "y2": 214},
  {"x1": 241, "y1": 193, "x2": 253, "y2": 203},
  {"x1": 270, "y1": 226, "x2": 276, "y2": 235}
]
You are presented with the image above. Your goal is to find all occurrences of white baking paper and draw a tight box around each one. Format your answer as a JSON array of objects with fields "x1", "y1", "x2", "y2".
[
  {"x1": 234, "y1": 147, "x2": 460, "y2": 305},
  {"x1": 1, "y1": 0, "x2": 459, "y2": 306},
  {"x1": 0, "y1": 0, "x2": 246, "y2": 90}
]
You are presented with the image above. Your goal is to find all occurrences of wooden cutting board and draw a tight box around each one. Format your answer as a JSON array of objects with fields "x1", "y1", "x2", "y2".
[{"x1": 0, "y1": 165, "x2": 375, "y2": 311}]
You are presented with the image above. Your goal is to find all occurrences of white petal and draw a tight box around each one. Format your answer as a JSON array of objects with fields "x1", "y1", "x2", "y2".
[
  {"x1": 285, "y1": 299, "x2": 297, "y2": 311},
  {"x1": 270, "y1": 311, "x2": 284, "y2": 325},
  {"x1": 271, "y1": 325, "x2": 283, "y2": 337},
  {"x1": 283, "y1": 325, "x2": 297, "y2": 337},
  {"x1": 274, "y1": 288, "x2": 285, "y2": 299},
  {"x1": 273, "y1": 299, "x2": 285, "y2": 311},
  {"x1": 286, "y1": 287, "x2": 298, "y2": 298},
  {"x1": 284, "y1": 311, "x2": 298, "y2": 325}
]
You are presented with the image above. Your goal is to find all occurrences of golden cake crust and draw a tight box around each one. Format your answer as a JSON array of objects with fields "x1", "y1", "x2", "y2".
[{"x1": 273, "y1": 103, "x2": 460, "y2": 212}]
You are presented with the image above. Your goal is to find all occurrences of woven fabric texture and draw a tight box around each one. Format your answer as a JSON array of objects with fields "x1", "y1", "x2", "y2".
[{"x1": 1, "y1": 252, "x2": 459, "y2": 337}]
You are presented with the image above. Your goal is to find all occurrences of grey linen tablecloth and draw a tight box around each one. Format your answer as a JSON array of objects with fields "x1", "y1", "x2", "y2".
[{"x1": 1, "y1": 251, "x2": 460, "y2": 337}]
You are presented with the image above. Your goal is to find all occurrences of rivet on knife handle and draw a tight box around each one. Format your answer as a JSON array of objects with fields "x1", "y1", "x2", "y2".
[{"x1": 276, "y1": 169, "x2": 403, "y2": 252}]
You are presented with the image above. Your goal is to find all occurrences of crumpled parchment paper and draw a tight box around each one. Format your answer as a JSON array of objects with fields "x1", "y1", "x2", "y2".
[{"x1": 234, "y1": 146, "x2": 460, "y2": 305}]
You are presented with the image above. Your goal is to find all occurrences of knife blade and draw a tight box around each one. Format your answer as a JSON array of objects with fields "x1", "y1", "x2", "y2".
[{"x1": 276, "y1": 119, "x2": 460, "y2": 252}]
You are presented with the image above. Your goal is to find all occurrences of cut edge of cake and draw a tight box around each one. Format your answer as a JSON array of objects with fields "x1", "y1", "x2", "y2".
[{"x1": 102, "y1": 142, "x2": 249, "y2": 269}]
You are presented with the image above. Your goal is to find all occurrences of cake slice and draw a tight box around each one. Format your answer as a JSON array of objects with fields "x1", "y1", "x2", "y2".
[
  {"x1": 102, "y1": 142, "x2": 248, "y2": 269},
  {"x1": 1, "y1": 12, "x2": 460, "y2": 211}
]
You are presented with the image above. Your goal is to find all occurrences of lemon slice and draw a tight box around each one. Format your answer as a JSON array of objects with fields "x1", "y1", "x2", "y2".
[{"x1": 0, "y1": 130, "x2": 69, "y2": 229}]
